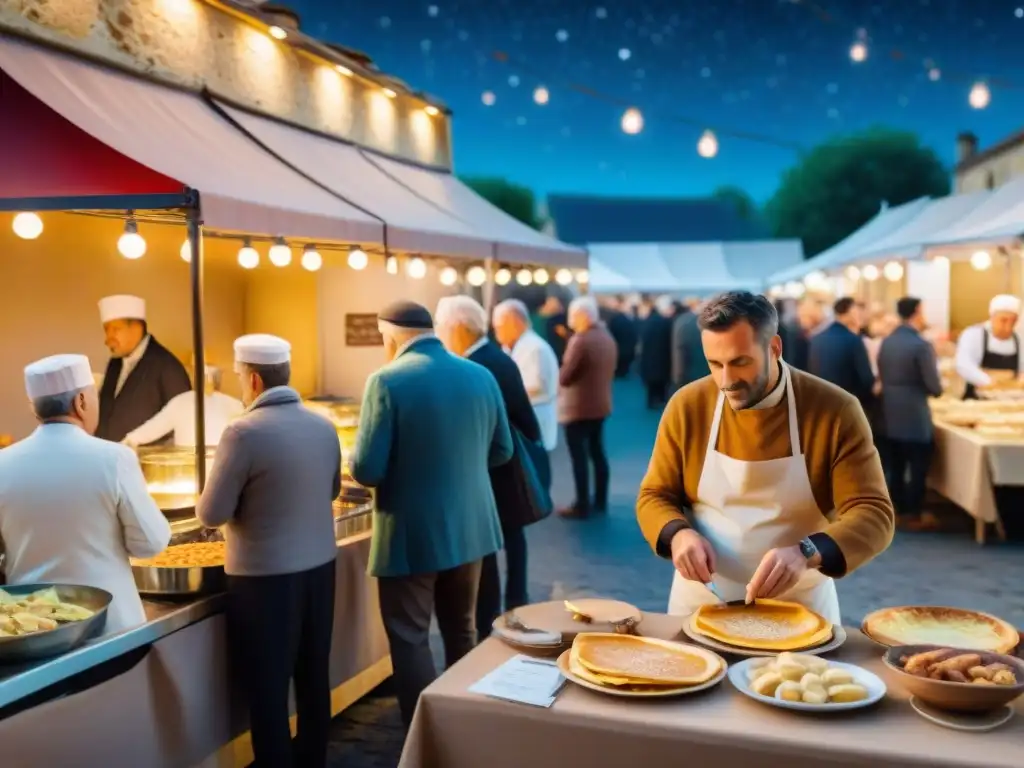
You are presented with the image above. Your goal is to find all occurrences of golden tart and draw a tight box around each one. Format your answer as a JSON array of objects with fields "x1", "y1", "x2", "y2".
[{"x1": 863, "y1": 606, "x2": 1019, "y2": 654}]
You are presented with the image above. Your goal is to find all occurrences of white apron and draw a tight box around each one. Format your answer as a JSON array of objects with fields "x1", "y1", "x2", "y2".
[{"x1": 667, "y1": 363, "x2": 841, "y2": 624}]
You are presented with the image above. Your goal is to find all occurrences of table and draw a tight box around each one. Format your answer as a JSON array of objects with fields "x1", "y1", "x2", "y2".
[{"x1": 400, "y1": 614, "x2": 1022, "y2": 768}]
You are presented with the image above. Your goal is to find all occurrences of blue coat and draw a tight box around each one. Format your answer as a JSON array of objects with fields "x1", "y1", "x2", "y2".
[
  {"x1": 877, "y1": 325, "x2": 944, "y2": 442},
  {"x1": 808, "y1": 322, "x2": 875, "y2": 407},
  {"x1": 350, "y1": 337, "x2": 514, "y2": 578}
]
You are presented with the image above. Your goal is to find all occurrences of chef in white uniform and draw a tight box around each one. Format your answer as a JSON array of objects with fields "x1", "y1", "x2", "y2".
[
  {"x1": 123, "y1": 364, "x2": 244, "y2": 448},
  {"x1": 0, "y1": 354, "x2": 171, "y2": 635},
  {"x1": 955, "y1": 294, "x2": 1023, "y2": 399}
]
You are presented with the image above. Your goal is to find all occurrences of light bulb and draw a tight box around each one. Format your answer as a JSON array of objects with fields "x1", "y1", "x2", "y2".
[
  {"x1": 386, "y1": 255, "x2": 399, "y2": 275},
  {"x1": 440, "y1": 266, "x2": 459, "y2": 286},
  {"x1": 382, "y1": 88, "x2": 397, "y2": 99},
  {"x1": 269, "y1": 239, "x2": 292, "y2": 267},
  {"x1": 516, "y1": 268, "x2": 533, "y2": 286},
  {"x1": 481, "y1": 90, "x2": 496, "y2": 106},
  {"x1": 784, "y1": 281, "x2": 805, "y2": 298},
  {"x1": 803, "y1": 270, "x2": 826, "y2": 289},
  {"x1": 769, "y1": 285, "x2": 783, "y2": 297},
  {"x1": 268, "y1": 25, "x2": 288, "y2": 40},
  {"x1": 494, "y1": 268, "x2": 512, "y2": 286},
  {"x1": 347, "y1": 248, "x2": 368, "y2": 270},
  {"x1": 621, "y1": 107, "x2": 644, "y2": 135},
  {"x1": 970, "y1": 250, "x2": 992, "y2": 270},
  {"x1": 883, "y1": 261, "x2": 904, "y2": 282},
  {"x1": 238, "y1": 241, "x2": 259, "y2": 269},
  {"x1": 12, "y1": 212, "x2": 43, "y2": 240},
  {"x1": 555, "y1": 268, "x2": 573, "y2": 285},
  {"x1": 533, "y1": 86, "x2": 550, "y2": 105},
  {"x1": 117, "y1": 220, "x2": 146, "y2": 260},
  {"x1": 424, "y1": 105, "x2": 439, "y2": 116},
  {"x1": 575, "y1": 269, "x2": 589, "y2": 284},
  {"x1": 466, "y1": 265, "x2": 487, "y2": 286},
  {"x1": 533, "y1": 268, "x2": 550, "y2": 285},
  {"x1": 932, "y1": 255, "x2": 949, "y2": 267},
  {"x1": 862, "y1": 264, "x2": 879, "y2": 281},
  {"x1": 407, "y1": 257, "x2": 427, "y2": 279},
  {"x1": 180, "y1": 240, "x2": 191, "y2": 262},
  {"x1": 968, "y1": 82, "x2": 990, "y2": 110},
  {"x1": 697, "y1": 129, "x2": 719, "y2": 158},
  {"x1": 844, "y1": 265, "x2": 860, "y2": 281},
  {"x1": 849, "y1": 41, "x2": 867, "y2": 63},
  {"x1": 301, "y1": 245, "x2": 322, "y2": 271}
]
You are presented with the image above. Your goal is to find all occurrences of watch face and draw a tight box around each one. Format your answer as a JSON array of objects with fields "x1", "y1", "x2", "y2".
[{"x1": 799, "y1": 538, "x2": 817, "y2": 559}]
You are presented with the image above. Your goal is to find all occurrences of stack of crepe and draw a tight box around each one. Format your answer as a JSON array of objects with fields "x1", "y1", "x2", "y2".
[
  {"x1": 691, "y1": 599, "x2": 833, "y2": 652},
  {"x1": 566, "y1": 633, "x2": 723, "y2": 692}
]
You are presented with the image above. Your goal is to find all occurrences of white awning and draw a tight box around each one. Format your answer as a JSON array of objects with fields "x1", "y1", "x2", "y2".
[
  {"x1": 659, "y1": 242, "x2": 760, "y2": 294},
  {"x1": 214, "y1": 101, "x2": 494, "y2": 259},
  {"x1": 923, "y1": 178, "x2": 1024, "y2": 246},
  {"x1": 0, "y1": 36, "x2": 381, "y2": 243},
  {"x1": 588, "y1": 258, "x2": 634, "y2": 293},
  {"x1": 586, "y1": 244, "x2": 681, "y2": 292},
  {"x1": 363, "y1": 153, "x2": 587, "y2": 268}
]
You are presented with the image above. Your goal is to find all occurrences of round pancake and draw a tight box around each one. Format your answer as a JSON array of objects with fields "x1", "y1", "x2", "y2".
[
  {"x1": 572, "y1": 633, "x2": 721, "y2": 685},
  {"x1": 863, "y1": 606, "x2": 1019, "y2": 654},
  {"x1": 694, "y1": 599, "x2": 832, "y2": 651}
]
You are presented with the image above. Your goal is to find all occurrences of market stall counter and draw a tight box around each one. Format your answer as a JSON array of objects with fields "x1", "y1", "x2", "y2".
[{"x1": 399, "y1": 614, "x2": 1022, "y2": 768}]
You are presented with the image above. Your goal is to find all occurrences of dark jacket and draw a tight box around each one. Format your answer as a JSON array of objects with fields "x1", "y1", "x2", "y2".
[
  {"x1": 558, "y1": 323, "x2": 618, "y2": 423},
  {"x1": 781, "y1": 321, "x2": 809, "y2": 371},
  {"x1": 640, "y1": 312, "x2": 673, "y2": 384},
  {"x1": 808, "y1": 322, "x2": 875, "y2": 407},
  {"x1": 877, "y1": 325, "x2": 944, "y2": 442},
  {"x1": 601, "y1": 308, "x2": 638, "y2": 377},
  {"x1": 543, "y1": 312, "x2": 570, "y2": 363},
  {"x1": 97, "y1": 336, "x2": 192, "y2": 443},
  {"x1": 671, "y1": 311, "x2": 710, "y2": 389}
]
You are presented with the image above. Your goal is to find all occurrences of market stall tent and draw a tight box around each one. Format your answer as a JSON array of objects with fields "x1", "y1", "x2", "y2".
[
  {"x1": 659, "y1": 242, "x2": 761, "y2": 293},
  {"x1": 586, "y1": 243, "x2": 683, "y2": 293},
  {"x1": 924, "y1": 177, "x2": 1024, "y2": 247},
  {"x1": 587, "y1": 258, "x2": 634, "y2": 293}
]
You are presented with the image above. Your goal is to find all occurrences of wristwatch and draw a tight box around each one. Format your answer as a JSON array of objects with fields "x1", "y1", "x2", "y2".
[{"x1": 798, "y1": 537, "x2": 819, "y2": 562}]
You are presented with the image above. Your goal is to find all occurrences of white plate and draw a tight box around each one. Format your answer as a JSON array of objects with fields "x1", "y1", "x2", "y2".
[
  {"x1": 683, "y1": 612, "x2": 847, "y2": 657},
  {"x1": 556, "y1": 647, "x2": 727, "y2": 698},
  {"x1": 909, "y1": 697, "x2": 1016, "y2": 732},
  {"x1": 728, "y1": 658, "x2": 886, "y2": 712}
]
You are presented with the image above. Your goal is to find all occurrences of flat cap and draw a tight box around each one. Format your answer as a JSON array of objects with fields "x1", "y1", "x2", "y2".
[{"x1": 378, "y1": 300, "x2": 433, "y2": 329}]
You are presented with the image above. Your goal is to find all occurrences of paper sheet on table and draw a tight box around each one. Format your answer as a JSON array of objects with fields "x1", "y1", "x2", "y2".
[{"x1": 468, "y1": 654, "x2": 566, "y2": 708}]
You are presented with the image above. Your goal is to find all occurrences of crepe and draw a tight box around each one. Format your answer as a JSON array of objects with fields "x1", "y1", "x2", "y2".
[
  {"x1": 693, "y1": 599, "x2": 833, "y2": 651},
  {"x1": 571, "y1": 633, "x2": 722, "y2": 686},
  {"x1": 864, "y1": 607, "x2": 1019, "y2": 654}
]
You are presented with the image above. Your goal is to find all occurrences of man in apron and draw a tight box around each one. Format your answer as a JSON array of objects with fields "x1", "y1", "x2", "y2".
[
  {"x1": 636, "y1": 291, "x2": 896, "y2": 625},
  {"x1": 955, "y1": 294, "x2": 1022, "y2": 400}
]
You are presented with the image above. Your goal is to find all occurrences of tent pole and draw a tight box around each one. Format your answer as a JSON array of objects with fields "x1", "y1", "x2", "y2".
[{"x1": 186, "y1": 200, "x2": 207, "y2": 493}]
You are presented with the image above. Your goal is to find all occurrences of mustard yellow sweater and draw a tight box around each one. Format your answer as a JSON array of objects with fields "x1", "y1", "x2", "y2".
[{"x1": 636, "y1": 366, "x2": 895, "y2": 577}]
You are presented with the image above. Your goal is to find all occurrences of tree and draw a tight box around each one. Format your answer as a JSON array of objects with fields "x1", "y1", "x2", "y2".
[
  {"x1": 765, "y1": 127, "x2": 950, "y2": 257},
  {"x1": 713, "y1": 185, "x2": 759, "y2": 221},
  {"x1": 460, "y1": 176, "x2": 541, "y2": 230}
]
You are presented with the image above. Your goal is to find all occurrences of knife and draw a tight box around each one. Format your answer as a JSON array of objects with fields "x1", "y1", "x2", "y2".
[{"x1": 707, "y1": 582, "x2": 749, "y2": 607}]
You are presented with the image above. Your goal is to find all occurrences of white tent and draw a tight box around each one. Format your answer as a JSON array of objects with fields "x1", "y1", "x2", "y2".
[
  {"x1": 587, "y1": 243, "x2": 686, "y2": 293},
  {"x1": 923, "y1": 178, "x2": 1024, "y2": 247},
  {"x1": 587, "y1": 258, "x2": 634, "y2": 292}
]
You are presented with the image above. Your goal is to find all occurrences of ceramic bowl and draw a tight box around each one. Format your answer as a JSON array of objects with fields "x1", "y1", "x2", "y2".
[{"x1": 883, "y1": 645, "x2": 1024, "y2": 713}]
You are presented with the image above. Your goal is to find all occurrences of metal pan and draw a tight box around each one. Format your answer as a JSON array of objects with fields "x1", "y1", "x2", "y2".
[
  {"x1": 0, "y1": 583, "x2": 112, "y2": 663},
  {"x1": 132, "y1": 564, "x2": 226, "y2": 597}
]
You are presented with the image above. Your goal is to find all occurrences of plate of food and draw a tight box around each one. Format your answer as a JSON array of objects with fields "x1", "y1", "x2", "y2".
[
  {"x1": 556, "y1": 632, "x2": 727, "y2": 698},
  {"x1": 682, "y1": 598, "x2": 845, "y2": 657},
  {"x1": 862, "y1": 606, "x2": 1019, "y2": 654},
  {"x1": 729, "y1": 652, "x2": 886, "y2": 712},
  {"x1": 0, "y1": 583, "x2": 110, "y2": 662},
  {"x1": 883, "y1": 645, "x2": 1024, "y2": 713}
]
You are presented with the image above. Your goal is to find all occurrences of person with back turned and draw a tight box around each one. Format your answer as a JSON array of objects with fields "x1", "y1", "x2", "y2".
[{"x1": 197, "y1": 335, "x2": 341, "y2": 768}]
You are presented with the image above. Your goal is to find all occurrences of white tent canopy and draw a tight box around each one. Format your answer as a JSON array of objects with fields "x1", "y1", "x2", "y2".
[{"x1": 923, "y1": 178, "x2": 1024, "y2": 248}]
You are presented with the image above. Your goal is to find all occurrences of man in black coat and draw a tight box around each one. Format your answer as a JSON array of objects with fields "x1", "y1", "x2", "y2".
[
  {"x1": 600, "y1": 302, "x2": 638, "y2": 378},
  {"x1": 435, "y1": 296, "x2": 545, "y2": 639},
  {"x1": 639, "y1": 296, "x2": 675, "y2": 409},
  {"x1": 96, "y1": 295, "x2": 192, "y2": 444},
  {"x1": 808, "y1": 296, "x2": 875, "y2": 409}
]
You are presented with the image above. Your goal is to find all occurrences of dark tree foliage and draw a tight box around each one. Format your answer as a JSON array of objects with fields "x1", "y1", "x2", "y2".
[
  {"x1": 713, "y1": 185, "x2": 759, "y2": 221},
  {"x1": 460, "y1": 176, "x2": 541, "y2": 230}
]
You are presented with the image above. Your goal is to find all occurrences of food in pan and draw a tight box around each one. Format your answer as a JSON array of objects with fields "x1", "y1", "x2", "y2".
[
  {"x1": 693, "y1": 599, "x2": 833, "y2": 651},
  {"x1": 131, "y1": 541, "x2": 226, "y2": 568},
  {"x1": 747, "y1": 652, "x2": 869, "y2": 704},
  {"x1": 568, "y1": 633, "x2": 722, "y2": 690},
  {"x1": 863, "y1": 607, "x2": 1019, "y2": 654},
  {"x1": 896, "y1": 648, "x2": 1019, "y2": 686},
  {"x1": 0, "y1": 587, "x2": 96, "y2": 637}
]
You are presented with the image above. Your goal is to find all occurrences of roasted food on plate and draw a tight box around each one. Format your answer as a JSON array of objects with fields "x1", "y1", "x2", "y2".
[
  {"x1": 567, "y1": 633, "x2": 723, "y2": 691},
  {"x1": 746, "y1": 652, "x2": 870, "y2": 704},
  {"x1": 863, "y1": 606, "x2": 1019, "y2": 654},
  {"x1": 693, "y1": 598, "x2": 832, "y2": 651},
  {"x1": 896, "y1": 648, "x2": 1019, "y2": 686},
  {"x1": 131, "y1": 541, "x2": 226, "y2": 569},
  {"x1": 0, "y1": 587, "x2": 96, "y2": 637}
]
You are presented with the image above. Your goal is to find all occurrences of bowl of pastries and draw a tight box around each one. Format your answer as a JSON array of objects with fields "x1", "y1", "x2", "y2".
[
  {"x1": 884, "y1": 645, "x2": 1024, "y2": 712},
  {"x1": 730, "y1": 651, "x2": 885, "y2": 711},
  {"x1": 0, "y1": 584, "x2": 110, "y2": 662}
]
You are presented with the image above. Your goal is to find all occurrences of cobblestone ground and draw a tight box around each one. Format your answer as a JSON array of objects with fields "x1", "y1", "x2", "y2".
[{"x1": 326, "y1": 376, "x2": 1024, "y2": 767}]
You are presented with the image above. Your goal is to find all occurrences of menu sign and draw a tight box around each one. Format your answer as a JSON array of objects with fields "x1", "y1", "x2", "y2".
[{"x1": 345, "y1": 313, "x2": 384, "y2": 347}]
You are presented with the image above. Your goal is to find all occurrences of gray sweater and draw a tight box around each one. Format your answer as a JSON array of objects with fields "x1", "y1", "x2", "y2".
[{"x1": 197, "y1": 387, "x2": 341, "y2": 576}]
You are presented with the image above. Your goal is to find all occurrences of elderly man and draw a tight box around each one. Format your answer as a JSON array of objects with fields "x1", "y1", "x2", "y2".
[
  {"x1": 493, "y1": 298, "x2": 560, "y2": 456},
  {"x1": 351, "y1": 300, "x2": 513, "y2": 728},
  {"x1": 0, "y1": 354, "x2": 170, "y2": 635},
  {"x1": 96, "y1": 294, "x2": 191, "y2": 443},
  {"x1": 637, "y1": 291, "x2": 894, "y2": 622},
  {"x1": 559, "y1": 295, "x2": 618, "y2": 519},
  {"x1": 436, "y1": 295, "x2": 546, "y2": 639},
  {"x1": 123, "y1": 364, "x2": 243, "y2": 448},
  {"x1": 956, "y1": 294, "x2": 1023, "y2": 399},
  {"x1": 198, "y1": 335, "x2": 341, "y2": 768}
]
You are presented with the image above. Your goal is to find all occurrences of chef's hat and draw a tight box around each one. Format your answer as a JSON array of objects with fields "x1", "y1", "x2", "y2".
[
  {"x1": 989, "y1": 294, "x2": 1021, "y2": 316},
  {"x1": 24, "y1": 354, "x2": 95, "y2": 399},
  {"x1": 234, "y1": 334, "x2": 291, "y2": 369},
  {"x1": 99, "y1": 295, "x2": 146, "y2": 324}
]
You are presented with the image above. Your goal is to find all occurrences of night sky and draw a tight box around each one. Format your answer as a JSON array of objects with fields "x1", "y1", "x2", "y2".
[{"x1": 290, "y1": 1, "x2": 1024, "y2": 203}]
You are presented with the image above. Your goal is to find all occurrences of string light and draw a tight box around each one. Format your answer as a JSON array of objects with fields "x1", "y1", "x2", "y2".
[
  {"x1": 12, "y1": 212, "x2": 43, "y2": 240},
  {"x1": 621, "y1": 107, "x2": 644, "y2": 135},
  {"x1": 301, "y1": 244, "x2": 323, "y2": 272},
  {"x1": 784, "y1": 281, "x2": 805, "y2": 298},
  {"x1": 466, "y1": 265, "x2": 487, "y2": 286},
  {"x1": 424, "y1": 105, "x2": 440, "y2": 116},
  {"x1": 382, "y1": 88, "x2": 397, "y2": 99},
  {"x1": 481, "y1": 91, "x2": 496, "y2": 106},
  {"x1": 347, "y1": 248, "x2": 368, "y2": 270},
  {"x1": 336, "y1": 64, "x2": 353, "y2": 76},
  {"x1": 386, "y1": 255, "x2": 399, "y2": 274},
  {"x1": 117, "y1": 218, "x2": 147, "y2": 260},
  {"x1": 180, "y1": 240, "x2": 191, "y2": 262},
  {"x1": 407, "y1": 257, "x2": 427, "y2": 279},
  {"x1": 269, "y1": 238, "x2": 292, "y2": 267},
  {"x1": 268, "y1": 25, "x2": 288, "y2": 41},
  {"x1": 533, "y1": 86, "x2": 550, "y2": 105},
  {"x1": 440, "y1": 266, "x2": 459, "y2": 286},
  {"x1": 883, "y1": 261, "x2": 904, "y2": 282},
  {"x1": 932, "y1": 254, "x2": 949, "y2": 267},
  {"x1": 844, "y1": 265, "x2": 860, "y2": 281},
  {"x1": 970, "y1": 250, "x2": 992, "y2": 270},
  {"x1": 803, "y1": 270, "x2": 827, "y2": 290},
  {"x1": 237, "y1": 239, "x2": 259, "y2": 269},
  {"x1": 968, "y1": 82, "x2": 991, "y2": 110},
  {"x1": 575, "y1": 269, "x2": 589, "y2": 284},
  {"x1": 862, "y1": 264, "x2": 880, "y2": 281},
  {"x1": 533, "y1": 268, "x2": 550, "y2": 285},
  {"x1": 849, "y1": 41, "x2": 867, "y2": 63},
  {"x1": 516, "y1": 268, "x2": 533, "y2": 286},
  {"x1": 494, "y1": 268, "x2": 512, "y2": 286},
  {"x1": 555, "y1": 268, "x2": 573, "y2": 286},
  {"x1": 697, "y1": 129, "x2": 719, "y2": 158}
]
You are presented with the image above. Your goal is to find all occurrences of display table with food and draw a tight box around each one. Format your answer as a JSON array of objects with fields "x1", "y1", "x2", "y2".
[{"x1": 399, "y1": 603, "x2": 1022, "y2": 768}]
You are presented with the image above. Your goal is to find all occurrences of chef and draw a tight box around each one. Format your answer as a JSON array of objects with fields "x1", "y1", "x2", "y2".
[
  {"x1": 636, "y1": 291, "x2": 895, "y2": 624},
  {"x1": 955, "y1": 294, "x2": 1023, "y2": 399},
  {"x1": 96, "y1": 294, "x2": 192, "y2": 443},
  {"x1": 0, "y1": 354, "x2": 171, "y2": 635},
  {"x1": 123, "y1": 364, "x2": 243, "y2": 448}
]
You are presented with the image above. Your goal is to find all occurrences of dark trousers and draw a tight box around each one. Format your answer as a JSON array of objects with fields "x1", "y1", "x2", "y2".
[
  {"x1": 476, "y1": 526, "x2": 528, "y2": 639},
  {"x1": 564, "y1": 418, "x2": 609, "y2": 513},
  {"x1": 378, "y1": 559, "x2": 482, "y2": 728},
  {"x1": 883, "y1": 439, "x2": 933, "y2": 518},
  {"x1": 645, "y1": 380, "x2": 669, "y2": 408},
  {"x1": 227, "y1": 558, "x2": 336, "y2": 768}
]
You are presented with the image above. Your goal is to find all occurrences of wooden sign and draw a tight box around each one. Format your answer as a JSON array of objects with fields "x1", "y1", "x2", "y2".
[{"x1": 345, "y1": 313, "x2": 384, "y2": 347}]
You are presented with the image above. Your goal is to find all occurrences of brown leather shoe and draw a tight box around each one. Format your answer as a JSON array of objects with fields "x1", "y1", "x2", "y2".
[
  {"x1": 898, "y1": 511, "x2": 941, "y2": 532},
  {"x1": 558, "y1": 505, "x2": 590, "y2": 519}
]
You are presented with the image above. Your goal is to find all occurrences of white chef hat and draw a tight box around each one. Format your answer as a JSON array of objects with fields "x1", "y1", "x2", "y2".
[
  {"x1": 234, "y1": 334, "x2": 291, "y2": 370},
  {"x1": 989, "y1": 294, "x2": 1021, "y2": 316},
  {"x1": 99, "y1": 295, "x2": 146, "y2": 324},
  {"x1": 24, "y1": 354, "x2": 94, "y2": 399}
]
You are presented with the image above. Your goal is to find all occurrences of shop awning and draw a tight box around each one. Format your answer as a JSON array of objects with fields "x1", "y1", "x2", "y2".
[
  {"x1": 212, "y1": 100, "x2": 491, "y2": 259},
  {"x1": 659, "y1": 242, "x2": 761, "y2": 294},
  {"x1": 0, "y1": 36, "x2": 381, "y2": 243},
  {"x1": 588, "y1": 258, "x2": 634, "y2": 293},
  {"x1": 586, "y1": 244, "x2": 681, "y2": 292},
  {"x1": 923, "y1": 178, "x2": 1024, "y2": 247},
  {"x1": 361, "y1": 153, "x2": 587, "y2": 268}
]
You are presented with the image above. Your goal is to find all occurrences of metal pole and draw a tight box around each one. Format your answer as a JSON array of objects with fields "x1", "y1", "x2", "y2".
[
  {"x1": 186, "y1": 206, "x2": 207, "y2": 492},
  {"x1": 483, "y1": 252, "x2": 497, "y2": 317}
]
